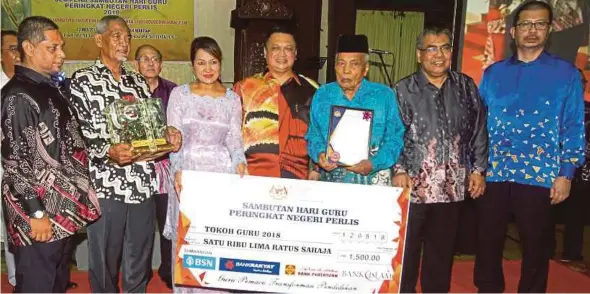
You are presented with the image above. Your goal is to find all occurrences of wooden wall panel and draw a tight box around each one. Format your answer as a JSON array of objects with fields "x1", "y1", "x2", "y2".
[{"x1": 232, "y1": 0, "x2": 323, "y2": 82}]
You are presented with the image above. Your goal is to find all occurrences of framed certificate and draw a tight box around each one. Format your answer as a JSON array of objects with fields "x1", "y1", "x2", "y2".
[{"x1": 327, "y1": 106, "x2": 373, "y2": 166}]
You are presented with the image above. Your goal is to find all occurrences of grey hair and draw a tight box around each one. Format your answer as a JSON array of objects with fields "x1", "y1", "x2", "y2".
[
  {"x1": 135, "y1": 44, "x2": 162, "y2": 61},
  {"x1": 17, "y1": 16, "x2": 59, "y2": 61},
  {"x1": 96, "y1": 15, "x2": 128, "y2": 34},
  {"x1": 416, "y1": 26, "x2": 452, "y2": 49},
  {"x1": 335, "y1": 53, "x2": 370, "y2": 64}
]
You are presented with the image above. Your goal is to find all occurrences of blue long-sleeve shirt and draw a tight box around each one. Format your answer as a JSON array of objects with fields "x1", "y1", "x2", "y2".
[
  {"x1": 480, "y1": 51, "x2": 585, "y2": 188},
  {"x1": 306, "y1": 79, "x2": 405, "y2": 185}
]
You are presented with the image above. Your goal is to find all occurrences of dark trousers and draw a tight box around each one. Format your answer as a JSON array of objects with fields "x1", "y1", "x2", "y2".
[
  {"x1": 400, "y1": 201, "x2": 461, "y2": 293},
  {"x1": 561, "y1": 180, "x2": 589, "y2": 261},
  {"x1": 154, "y1": 193, "x2": 172, "y2": 283},
  {"x1": 455, "y1": 197, "x2": 478, "y2": 255},
  {"x1": 475, "y1": 182, "x2": 553, "y2": 293},
  {"x1": 88, "y1": 198, "x2": 155, "y2": 293},
  {"x1": 14, "y1": 237, "x2": 72, "y2": 293}
]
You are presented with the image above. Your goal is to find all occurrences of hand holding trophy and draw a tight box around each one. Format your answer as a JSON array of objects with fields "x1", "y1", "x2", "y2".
[{"x1": 105, "y1": 96, "x2": 176, "y2": 165}]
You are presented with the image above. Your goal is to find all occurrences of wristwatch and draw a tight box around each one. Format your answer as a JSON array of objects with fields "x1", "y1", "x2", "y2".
[{"x1": 31, "y1": 210, "x2": 46, "y2": 219}]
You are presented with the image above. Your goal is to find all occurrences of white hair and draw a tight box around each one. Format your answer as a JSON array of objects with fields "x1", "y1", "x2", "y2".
[
  {"x1": 96, "y1": 15, "x2": 128, "y2": 34},
  {"x1": 335, "y1": 53, "x2": 370, "y2": 64}
]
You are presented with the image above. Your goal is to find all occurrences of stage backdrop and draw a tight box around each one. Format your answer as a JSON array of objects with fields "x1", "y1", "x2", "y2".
[
  {"x1": 460, "y1": 0, "x2": 590, "y2": 101},
  {"x1": 2, "y1": 0, "x2": 194, "y2": 61}
]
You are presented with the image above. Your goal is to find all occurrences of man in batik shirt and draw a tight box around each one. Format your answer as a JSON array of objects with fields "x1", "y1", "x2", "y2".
[
  {"x1": 393, "y1": 27, "x2": 488, "y2": 293},
  {"x1": 306, "y1": 34, "x2": 404, "y2": 185},
  {"x1": 475, "y1": 2, "x2": 585, "y2": 292},
  {"x1": 0, "y1": 28, "x2": 19, "y2": 290},
  {"x1": 68, "y1": 15, "x2": 180, "y2": 293},
  {"x1": 1, "y1": 16, "x2": 100, "y2": 293},
  {"x1": 234, "y1": 25, "x2": 320, "y2": 180}
]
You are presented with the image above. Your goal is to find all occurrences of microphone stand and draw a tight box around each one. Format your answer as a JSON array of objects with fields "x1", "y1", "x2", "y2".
[{"x1": 372, "y1": 51, "x2": 393, "y2": 88}]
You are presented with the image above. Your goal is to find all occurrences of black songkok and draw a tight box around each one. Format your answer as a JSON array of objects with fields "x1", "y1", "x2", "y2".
[{"x1": 336, "y1": 34, "x2": 369, "y2": 54}]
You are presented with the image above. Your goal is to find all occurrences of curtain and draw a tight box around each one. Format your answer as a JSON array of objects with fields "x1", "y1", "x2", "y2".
[{"x1": 355, "y1": 10, "x2": 425, "y2": 86}]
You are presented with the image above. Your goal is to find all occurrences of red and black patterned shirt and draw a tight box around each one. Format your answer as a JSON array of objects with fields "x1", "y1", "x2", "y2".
[{"x1": 1, "y1": 66, "x2": 100, "y2": 247}]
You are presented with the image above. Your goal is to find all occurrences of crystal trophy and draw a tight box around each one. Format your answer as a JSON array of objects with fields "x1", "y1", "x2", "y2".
[{"x1": 105, "y1": 97, "x2": 173, "y2": 156}]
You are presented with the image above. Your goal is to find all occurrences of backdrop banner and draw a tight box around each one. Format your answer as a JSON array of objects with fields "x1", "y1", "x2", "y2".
[{"x1": 2, "y1": 0, "x2": 194, "y2": 61}]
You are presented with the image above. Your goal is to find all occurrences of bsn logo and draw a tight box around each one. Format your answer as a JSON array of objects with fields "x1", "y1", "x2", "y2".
[{"x1": 183, "y1": 255, "x2": 217, "y2": 270}]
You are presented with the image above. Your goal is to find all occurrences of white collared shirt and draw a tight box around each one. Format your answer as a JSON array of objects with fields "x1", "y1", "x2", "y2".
[{"x1": 1, "y1": 70, "x2": 9, "y2": 89}]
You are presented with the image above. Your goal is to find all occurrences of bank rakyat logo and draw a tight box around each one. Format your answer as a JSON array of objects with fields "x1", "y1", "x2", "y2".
[
  {"x1": 183, "y1": 255, "x2": 217, "y2": 270},
  {"x1": 219, "y1": 258, "x2": 280, "y2": 275}
]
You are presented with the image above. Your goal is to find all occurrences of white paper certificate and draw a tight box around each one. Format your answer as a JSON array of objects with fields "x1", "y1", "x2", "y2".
[
  {"x1": 175, "y1": 171, "x2": 408, "y2": 293},
  {"x1": 328, "y1": 107, "x2": 373, "y2": 166}
]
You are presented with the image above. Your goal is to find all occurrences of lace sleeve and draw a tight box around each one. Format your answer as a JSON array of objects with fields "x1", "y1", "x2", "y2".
[
  {"x1": 225, "y1": 91, "x2": 247, "y2": 172},
  {"x1": 166, "y1": 86, "x2": 184, "y2": 175}
]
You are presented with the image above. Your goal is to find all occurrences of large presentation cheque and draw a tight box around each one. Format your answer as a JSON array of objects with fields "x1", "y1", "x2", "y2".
[{"x1": 175, "y1": 171, "x2": 409, "y2": 293}]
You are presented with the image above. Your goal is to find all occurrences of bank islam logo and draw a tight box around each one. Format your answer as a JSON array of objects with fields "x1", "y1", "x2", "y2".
[
  {"x1": 219, "y1": 258, "x2": 280, "y2": 275},
  {"x1": 183, "y1": 255, "x2": 217, "y2": 270},
  {"x1": 341, "y1": 269, "x2": 393, "y2": 281},
  {"x1": 284, "y1": 264, "x2": 296, "y2": 275}
]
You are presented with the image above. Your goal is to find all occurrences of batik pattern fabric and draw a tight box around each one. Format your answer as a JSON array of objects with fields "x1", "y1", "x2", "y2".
[
  {"x1": 551, "y1": 0, "x2": 584, "y2": 31},
  {"x1": 69, "y1": 59, "x2": 157, "y2": 204},
  {"x1": 394, "y1": 71, "x2": 488, "y2": 204},
  {"x1": 306, "y1": 79, "x2": 405, "y2": 185},
  {"x1": 483, "y1": 5, "x2": 508, "y2": 68},
  {"x1": 234, "y1": 72, "x2": 317, "y2": 179},
  {"x1": 481, "y1": 51, "x2": 586, "y2": 188},
  {"x1": 1, "y1": 70, "x2": 8, "y2": 180},
  {"x1": 1, "y1": 66, "x2": 100, "y2": 247}
]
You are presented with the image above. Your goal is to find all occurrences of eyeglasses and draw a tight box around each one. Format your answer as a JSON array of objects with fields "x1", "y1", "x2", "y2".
[
  {"x1": 418, "y1": 44, "x2": 452, "y2": 54},
  {"x1": 137, "y1": 56, "x2": 161, "y2": 64},
  {"x1": 515, "y1": 21, "x2": 550, "y2": 31}
]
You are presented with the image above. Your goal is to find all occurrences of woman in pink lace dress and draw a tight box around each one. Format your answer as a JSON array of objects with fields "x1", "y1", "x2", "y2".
[{"x1": 163, "y1": 37, "x2": 246, "y2": 293}]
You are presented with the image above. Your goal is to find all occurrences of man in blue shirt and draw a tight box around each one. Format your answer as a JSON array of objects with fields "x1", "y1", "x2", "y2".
[
  {"x1": 306, "y1": 34, "x2": 404, "y2": 185},
  {"x1": 475, "y1": 1, "x2": 586, "y2": 292}
]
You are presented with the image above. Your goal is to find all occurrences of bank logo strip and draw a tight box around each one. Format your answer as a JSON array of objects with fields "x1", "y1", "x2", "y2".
[{"x1": 219, "y1": 258, "x2": 280, "y2": 275}]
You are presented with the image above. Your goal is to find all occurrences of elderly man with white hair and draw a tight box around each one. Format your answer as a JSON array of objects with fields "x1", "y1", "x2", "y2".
[
  {"x1": 306, "y1": 34, "x2": 404, "y2": 185},
  {"x1": 68, "y1": 15, "x2": 180, "y2": 293}
]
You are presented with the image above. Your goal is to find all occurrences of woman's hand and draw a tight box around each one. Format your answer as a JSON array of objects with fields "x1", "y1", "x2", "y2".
[
  {"x1": 237, "y1": 162, "x2": 247, "y2": 178},
  {"x1": 166, "y1": 126, "x2": 183, "y2": 152},
  {"x1": 174, "y1": 171, "x2": 183, "y2": 200}
]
